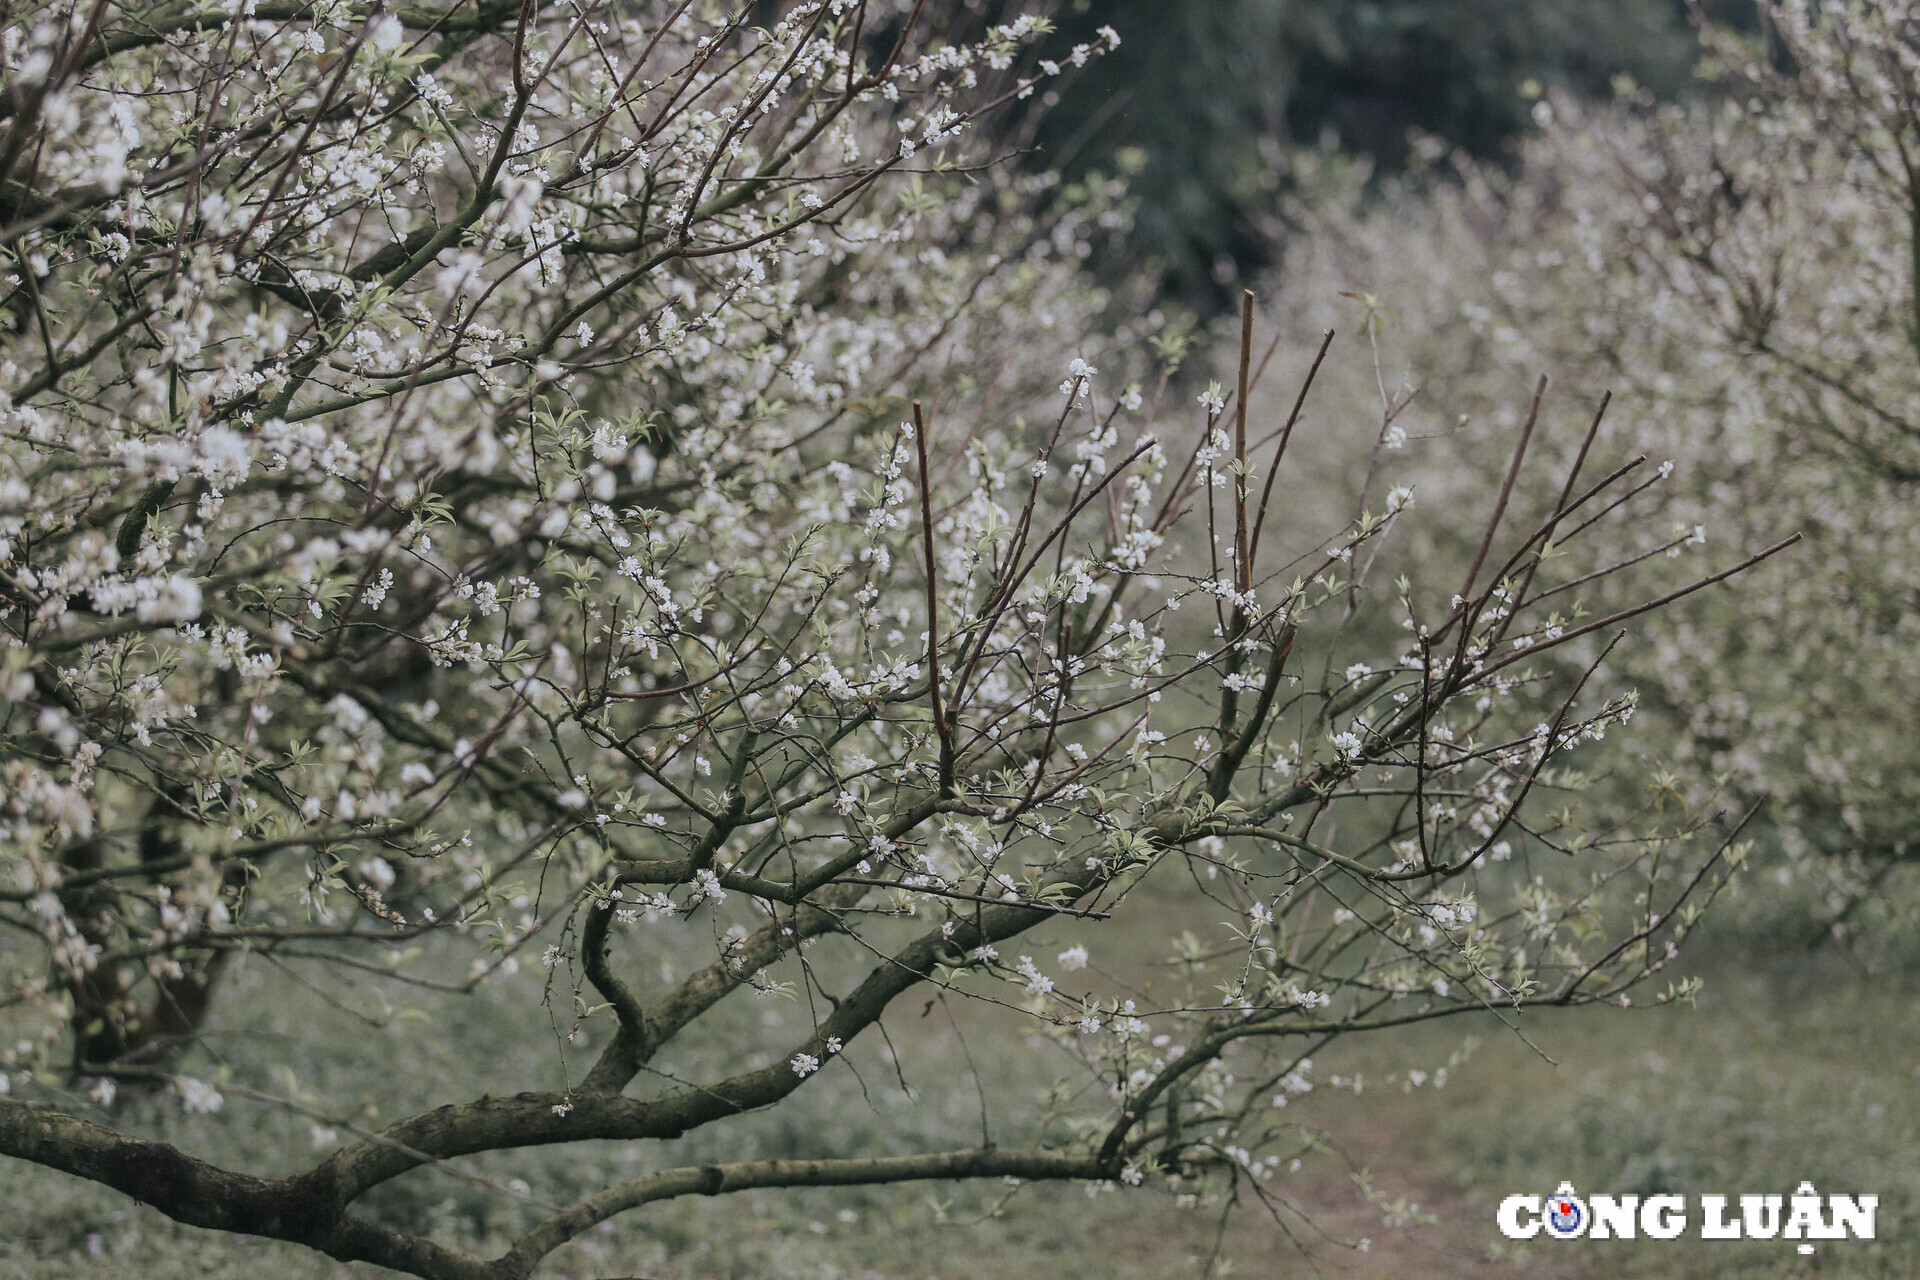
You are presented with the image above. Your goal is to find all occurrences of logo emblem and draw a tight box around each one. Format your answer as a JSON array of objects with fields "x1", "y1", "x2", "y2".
[{"x1": 1544, "y1": 1182, "x2": 1588, "y2": 1238}]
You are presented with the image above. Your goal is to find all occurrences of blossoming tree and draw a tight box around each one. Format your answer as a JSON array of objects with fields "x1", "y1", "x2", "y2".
[
  {"x1": 1259, "y1": 0, "x2": 1920, "y2": 940},
  {"x1": 0, "y1": 2, "x2": 1791, "y2": 1276}
]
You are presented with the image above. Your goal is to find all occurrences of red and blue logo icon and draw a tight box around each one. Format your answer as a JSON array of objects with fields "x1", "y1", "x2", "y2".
[{"x1": 1544, "y1": 1182, "x2": 1588, "y2": 1238}]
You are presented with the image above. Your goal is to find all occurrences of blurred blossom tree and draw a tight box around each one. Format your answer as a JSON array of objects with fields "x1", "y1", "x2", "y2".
[
  {"x1": 0, "y1": 2, "x2": 1789, "y2": 1276},
  {"x1": 942, "y1": 0, "x2": 1748, "y2": 313},
  {"x1": 1261, "y1": 0, "x2": 1920, "y2": 944}
]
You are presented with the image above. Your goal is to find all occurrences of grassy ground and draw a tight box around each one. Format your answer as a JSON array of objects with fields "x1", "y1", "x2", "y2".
[
  {"x1": 4, "y1": 935, "x2": 1913, "y2": 1280},
  {"x1": 1413, "y1": 946, "x2": 1920, "y2": 1280}
]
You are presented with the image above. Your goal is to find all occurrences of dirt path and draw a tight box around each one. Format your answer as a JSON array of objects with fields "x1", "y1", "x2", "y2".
[{"x1": 1087, "y1": 1101, "x2": 1592, "y2": 1280}]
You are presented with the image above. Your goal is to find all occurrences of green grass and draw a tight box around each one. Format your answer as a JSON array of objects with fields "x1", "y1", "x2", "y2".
[
  {"x1": 1387, "y1": 945, "x2": 1920, "y2": 1279},
  {"x1": 4, "y1": 918, "x2": 1915, "y2": 1280}
]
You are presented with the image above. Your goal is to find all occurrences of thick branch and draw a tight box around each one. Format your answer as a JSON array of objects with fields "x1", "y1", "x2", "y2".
[
  {"x1": 319, "y1": 854, "x2": 1114, "y2": 1204},
  {"x1": 0, "y1": 1100, "x2": 491, "y2": 1280},
  {"x1": 503, "y1": 1146, "x2": 1103, "y2": 1274}
]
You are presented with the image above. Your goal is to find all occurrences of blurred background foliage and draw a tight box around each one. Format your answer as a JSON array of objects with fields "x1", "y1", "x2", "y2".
[{"x1": 931, "y1": 0, "x2": 1761, "y2": 313}]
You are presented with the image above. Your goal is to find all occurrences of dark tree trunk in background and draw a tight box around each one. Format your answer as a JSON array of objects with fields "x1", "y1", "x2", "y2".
[{"x1": 910, "y1": 0, "x2": 1763, "y2": 316}]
